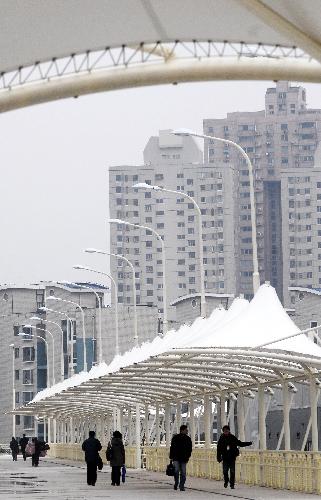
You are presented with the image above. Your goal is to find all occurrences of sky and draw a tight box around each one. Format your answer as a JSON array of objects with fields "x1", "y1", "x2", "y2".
[{"x1": 0, "y1": 80, "x2": 320, "y2": 286}]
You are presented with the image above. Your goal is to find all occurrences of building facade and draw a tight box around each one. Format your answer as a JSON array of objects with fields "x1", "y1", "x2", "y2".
[
  {"x1": 0, "y1": 282, "x2": 157, "y2": 444},
  {"x1": 204, "y1": 81, "x2": 321, "y2": 302},
  {"x1": 109, "y1": 130, "x2": 239, "y2": 326}
]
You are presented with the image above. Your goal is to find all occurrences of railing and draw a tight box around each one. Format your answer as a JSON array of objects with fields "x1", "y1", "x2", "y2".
[
  {"x1": 47, "y1": 444, "x2": 321, "y2": 494},
  {"x1": 0, "y1": 444, "x2": 10, "y2": 454}
]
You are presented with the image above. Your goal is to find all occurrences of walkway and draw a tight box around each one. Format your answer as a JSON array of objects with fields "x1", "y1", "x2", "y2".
[{"x1": 0, "y1": 455, "x2": 318, "y2": 500}]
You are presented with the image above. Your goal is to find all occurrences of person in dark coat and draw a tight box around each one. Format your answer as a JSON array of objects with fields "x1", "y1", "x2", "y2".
[
  {"x1": 31, "y1": 437, "x2": 45, "y2": 467},
  {"x1": 217, "y1": 425, "x2": 252, "y2": 489},
  {"x1": 9, "y1": 437, "x2": 19, "y2": 461},
  {"x1": 169, "y1": 424, "x2": 192, "y2": 491},
  {"x1": 106, "y1": 431, "x2": 125, "y2": 486},
  {"x1": 82, "y1": 430, "x2": 102, "y2": 486},
  {"x1": 19, "y1": 434, "x2": 28, "y2": 461}
]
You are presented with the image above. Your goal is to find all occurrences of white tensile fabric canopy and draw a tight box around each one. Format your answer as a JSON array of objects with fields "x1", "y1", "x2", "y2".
[
  {"x1": 18, "y1": 283, "x2": 321, "y2": 417},
  {"x1": 1, "y1": 1, "x2": 321, "y2": 113},
  {"x1": 1, "y1": 0, "x2": 321, "y2": 73}
]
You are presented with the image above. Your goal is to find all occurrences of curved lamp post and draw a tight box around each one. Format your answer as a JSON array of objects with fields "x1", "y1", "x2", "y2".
[
  {"x1": 73, "y1": 265, "x2": 119, "y2": 356},
  {"x1": 24, "y1": 324, "x2": 56, "y2": 385},
  {"x1": 84, "y1": 248, "x2": 138, "y2": 347},
  {"x1": 46, "y1": 296, "x2": 87, "y2": 372},
  {"x1": 39, "y1": 306, "x2": 75, "y2": 377},
  {"x1": 133, "y1": 182, "x2": 206, "y2": 318},
  {"x1": 30, "y1": 316, "x2": 64, "y2": 382},
  {"x1": 9, "y1": 343, "x2": 15, "y2": 437},
  {"x1": 18, "y1": 332, "x2": 50, "y2": 388},
  {"x1": 172, "y1": 128, "x2": 260, "y2": 294},
  {"x1": 60, "y1": 280, "x2": 103, "y2": 365},
  {"x1": 109, "y1": 218, "x2": 168, "y2": 334}
]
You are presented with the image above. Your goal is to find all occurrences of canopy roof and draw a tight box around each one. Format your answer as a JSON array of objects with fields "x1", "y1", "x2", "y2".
[
  {"x1": 0, "y1": 1, "x2": 321, "y2": 113},
  {"x1": 1, "y1": 0, "x2": 321, "y2": 73},
  {"x1": 18, "y1": 284, "x2": 321, "y2": 418}
]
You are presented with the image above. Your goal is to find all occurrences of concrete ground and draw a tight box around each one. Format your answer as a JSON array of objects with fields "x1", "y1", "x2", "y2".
[{"x1": 0, "y1": 455, "x2": 318, "y2": 500}]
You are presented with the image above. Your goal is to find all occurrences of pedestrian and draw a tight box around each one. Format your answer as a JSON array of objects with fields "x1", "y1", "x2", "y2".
[
  {"x1": 82, "y1": 430, "x2": 102, "y2": 487},
  {"x1": 106, "y1": 431, "x2": 125, "y2": 486},
  {"x1": 217, "y1": 425, "x2": 252, "y2": 490},
  {"x1": 9, "y1": 437, "x2": 19, "y2": 461},
  {"x1": 169, "y1": 424, "x2": 192, "y2": 491},
  {"x1": 19, "y1": 434, "x2": 29, "y2": 461},
  {"x1": 31, "y1": 437, "x2": 42, "y2": 467}
]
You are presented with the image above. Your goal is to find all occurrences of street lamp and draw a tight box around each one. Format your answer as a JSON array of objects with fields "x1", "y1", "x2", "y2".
[
  {"x1": 9, "y1": 344, "x2": 15, "y2": 437},
  {"x1": 39, "y1": 306, "x2": 75, "y2": 377},
  {"x1": 172, "y1": 128, "x2": 260, "y2": 294},
  {"x1": 84, "y1": 248, "x2": 138, "y2": 347},
  {"x1": 18, "y1": 332, "x2": 50, "y2": 388},
  {"x1": 46, "y1": 296, "x2": 88, "y2": 372},
  {"x1": 133, "y1": 182, "x2": 206, "y2": 318},
  {"x1": 109, "y1": 218, "x2": 169, "y2": 333},
  {"x1": 72, "y1": 265, "x2": 120, "y2": 356},
  {"x1": 59, "y1": 281, "x2": 103, "y2": 365},
  {"x1": 24, "y1": 324, "x2": 56, "y2": 385},
  {"x1": 30, "y1": 316, "x2": 64, "y2": 382}
]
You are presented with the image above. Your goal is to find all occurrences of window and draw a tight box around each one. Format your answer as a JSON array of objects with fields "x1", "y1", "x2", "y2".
[
  {"x1": 188, "y1": 240, "x2": 195, "y2": 246},
  {"x1": 22, "y1": 392, "x2": 34, "y2": 403},
  {"x1": 15, "y1": 370, "x2": 19, "y2": 381},
  {"x1": 23, "y1": 415, "x2": 34, "y2": 428},
  {"x1": 13, "y1": 325, "x2": 20, "y2": 337},
  {"x1": 15, "y1": 392, "x2": 20, "y2": 404},
  {"x1": 15, "y1": 415, "x2": 20, "y2": 426},
  {"x1": 146, "y1": 290, "x2": 153, "y2": 296},
  {"x1": 14, "y1": 348, "x2": 19, "y2": 359},
  {"x1": 23, "y1": 370, "x2": 34, "y2": 385}
]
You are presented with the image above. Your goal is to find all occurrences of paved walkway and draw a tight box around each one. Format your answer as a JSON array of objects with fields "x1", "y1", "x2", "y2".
[{"x1": 0, "y1": 455, "x2": 318, "y2": 499}]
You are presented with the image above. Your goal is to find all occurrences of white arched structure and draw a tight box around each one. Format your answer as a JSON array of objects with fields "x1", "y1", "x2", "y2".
[{"x1": 0, "y1": 1, "x2": 321, "y2": 112}]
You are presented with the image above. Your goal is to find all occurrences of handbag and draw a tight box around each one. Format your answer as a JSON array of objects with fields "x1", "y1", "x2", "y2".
[
  {"x1": 121, "y1": 465, "x2": 126, "y2": 483},
  {"x1": 97, "y1": 454, "x2": 103, "y2": 470},
  {"x1": 166, "y1": 460, "x2": 175, "y2": 477},
  {"x1": 106, "y1": 443, "x2": 113, "y2": 461}
]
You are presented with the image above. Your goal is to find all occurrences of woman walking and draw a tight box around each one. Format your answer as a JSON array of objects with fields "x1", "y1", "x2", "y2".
[{"x1": 106, "y1": 431, "x2": 125, "y2": 486}]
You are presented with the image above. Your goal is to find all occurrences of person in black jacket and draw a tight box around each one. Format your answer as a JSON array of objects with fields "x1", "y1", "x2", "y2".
[
  {"x1": 106, "y1": 431, "x2": 125, "y2": 486},
  {"x1": 82, "y1": 431, "x2": 102, "y2": 486},
  {"x1": 217, "y1": 425, "x2": 252, "y2": 489},
  {"x1": 19, "y1": 434, "x2": 28, "y2": 461},
  {"x1": 9, "y1": 437, "x2": 19, "y2": 461},
  {"x1": 169, "y1": 424, "x2": 192, "y2": 491}
]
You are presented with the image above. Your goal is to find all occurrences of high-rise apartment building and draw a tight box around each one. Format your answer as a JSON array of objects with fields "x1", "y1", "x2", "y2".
[
  {"x1": 281, "y1": 155, "x2": 321, "y2": 306},
  {"x1": 204, "y1": 82, "x2": 321, "y2": 302},
  {"x1": 109, "y1": 130, "x2": 238, "y2": 325}
]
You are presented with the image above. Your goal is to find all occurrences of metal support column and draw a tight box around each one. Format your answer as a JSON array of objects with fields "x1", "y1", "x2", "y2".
[
  {"x1": 144, "y1": 404, "x2": 149, "y2": 446},
  {"x1": 204, "y1": 394, "x2": 211, "y2": 449},
  {"x1": 165, "y1": 402, "x2": 171, "y2": 449},
  {"x1": 258, "y1": 385, "x2": 266, "y2": 450},
  {"x1": 237, "y1": 391, "x2": 245, "y2": 442},
  {"x1": 155, "y1": 403, "x2": 160, "y2": 447},
  {"x1": 135, "y1": 403, "x2": 141, "y2": 469},
  {"x1": 190, "y1": 399, "x2": 195, "y2": 447},
  {"x1": 283, "y1": 381, "x2": 291, "y2": 451},
  {"x1": 310, "y1": 375, "x2": 319, "y2": 452},
  {"x1": 176, "y1": 400, "x2": 181, "y2": 433}
]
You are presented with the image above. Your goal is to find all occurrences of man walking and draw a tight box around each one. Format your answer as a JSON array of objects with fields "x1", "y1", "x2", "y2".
[
  {"x1": 82, "y1": 431, "x2": 102, "y2": 487},
  {"x1": 169, "y1": 424, "x2": 192, "y2": 491},
  {"x1": 217, "y1": 425, "x2": 252, "y2": 489},
  {"x1": 9, "y1": 437, "x2": 19, "y2": 461},
  {"x1": 19, "y1": 434, "x2": 28, "y2": 461}
]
